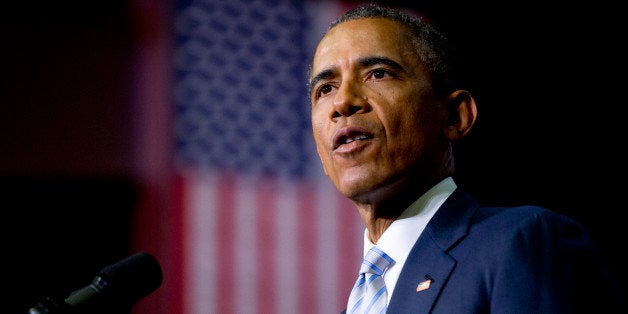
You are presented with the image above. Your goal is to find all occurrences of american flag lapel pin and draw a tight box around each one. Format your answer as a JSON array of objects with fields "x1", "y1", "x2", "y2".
[{"x1": 416, "y1": 275, "x2": 433, "y2": 292}]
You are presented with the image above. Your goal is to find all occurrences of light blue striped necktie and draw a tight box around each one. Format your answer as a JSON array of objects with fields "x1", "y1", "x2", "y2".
[{"x1": 347, "y1": 246, "x2": 395, "y2": 314}]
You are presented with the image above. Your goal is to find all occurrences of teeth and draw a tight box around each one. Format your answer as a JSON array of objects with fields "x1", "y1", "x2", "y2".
[{"x1": 343, "y1": 134, "x2": 368, "y2": 144}]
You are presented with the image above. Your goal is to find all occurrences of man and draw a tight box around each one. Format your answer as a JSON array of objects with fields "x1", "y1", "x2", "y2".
[{"x1": 308, "y1": 4, "x2": 624, "y2": 313}]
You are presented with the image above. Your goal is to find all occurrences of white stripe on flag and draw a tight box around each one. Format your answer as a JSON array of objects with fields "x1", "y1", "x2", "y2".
[
  {"x1": 316, "y1": 178, "x2": 340, "y2": 314},
  {"x1": 184, "y1": 172, "x2": 218, "y2": 314},
  {"x1": 234, "y1": 175, "x2": 258, "y2": 314},
  {"x1": 275, "y1": 176, "x2": 299, "y2": 313}
]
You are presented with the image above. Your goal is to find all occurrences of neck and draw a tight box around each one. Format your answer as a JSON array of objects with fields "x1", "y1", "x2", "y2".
[{"x1": 357, "y1": 174, "x2": 450, "y2": 244}]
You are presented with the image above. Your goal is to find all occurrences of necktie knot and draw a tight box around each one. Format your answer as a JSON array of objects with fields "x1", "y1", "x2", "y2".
[
  {"x1": 347, "y1": 246, "x2": 395, "y2": 314},
  {"x1": 360, "y1": 246, "x2": 394, "y2": 276}
]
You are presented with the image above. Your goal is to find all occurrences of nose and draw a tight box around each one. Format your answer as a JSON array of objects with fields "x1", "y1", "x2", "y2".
[{"x1": 331, "y1": 80, "x2": 368, "y2": 118}]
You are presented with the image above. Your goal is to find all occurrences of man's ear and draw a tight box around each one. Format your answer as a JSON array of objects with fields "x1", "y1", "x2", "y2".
[{"x1": 443, "y1": 90, "x2": 477, "y2": 141}]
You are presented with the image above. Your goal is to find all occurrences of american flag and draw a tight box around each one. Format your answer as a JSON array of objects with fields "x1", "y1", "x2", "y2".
[{"x1": 165, "y1": 1, "x2": 366, "y2": 313}]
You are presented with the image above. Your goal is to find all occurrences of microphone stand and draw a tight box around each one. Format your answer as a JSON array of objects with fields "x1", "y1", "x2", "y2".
[{"x1": 27, "y1": 296, "x2": 70, "y2": 314}]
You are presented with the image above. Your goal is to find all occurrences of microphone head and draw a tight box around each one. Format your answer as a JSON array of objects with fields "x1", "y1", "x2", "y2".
[
  {"x1": 65, "y1": 252, "x2": 163, "y2": 313},
  {"x1": 97, "y1": 252, "x2": 163, "y2": 306}
]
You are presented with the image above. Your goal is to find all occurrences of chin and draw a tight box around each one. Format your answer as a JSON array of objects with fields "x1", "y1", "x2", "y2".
[{"x1": 336, "y1": 175, "x2": 379, "y2": 201}]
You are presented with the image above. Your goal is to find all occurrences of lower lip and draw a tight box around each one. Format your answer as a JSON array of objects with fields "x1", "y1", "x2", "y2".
[{"x1": 334, "y1": 139, "x2": 371, "y2": 154}]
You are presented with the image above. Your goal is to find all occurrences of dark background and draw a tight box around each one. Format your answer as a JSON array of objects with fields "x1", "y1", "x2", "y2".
[
  {"x1": 1, "y1": 1, "x2": 147, "y2": 313},
  {"x1": 2, "y1": 1, "x2": 625, "y2": 313}
]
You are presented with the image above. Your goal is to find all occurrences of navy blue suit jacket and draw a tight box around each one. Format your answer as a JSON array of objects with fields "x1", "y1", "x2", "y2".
[{"x1": 343, "y1": 188, "x2": 624, "y2": 313}]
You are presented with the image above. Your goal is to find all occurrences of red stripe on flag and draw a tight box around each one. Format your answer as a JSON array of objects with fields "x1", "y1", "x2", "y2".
[
  {"x1": 216, "y1": 172, "x2": 237, "y2": 313},
  {"x1": 298, "y1": 180, "x2": 319, "y2": 314},
  {"x1": 170, "y1": 174, "x2": 186, "y2": 314},
  {"x1": 258, "y1": 177, "x2": 278, "y2": 313},
  {"x1": 337, "y1": 191, "x2": 360, "y2": 308}
]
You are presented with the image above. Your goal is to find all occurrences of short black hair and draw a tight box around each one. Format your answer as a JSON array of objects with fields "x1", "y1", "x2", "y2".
[{"x1": 327, "y1": 3, "x2": 460, "y2": 97}]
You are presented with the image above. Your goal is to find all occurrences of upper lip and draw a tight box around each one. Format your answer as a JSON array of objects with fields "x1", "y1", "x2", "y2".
[{"x1": 332, "y1": 126, "x2": 374, "y2": 150}]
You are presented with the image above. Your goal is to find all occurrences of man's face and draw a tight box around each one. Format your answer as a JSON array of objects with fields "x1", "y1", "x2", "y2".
[{"x1": 309, "y1": 18, "x2": 446, "y2": 202}]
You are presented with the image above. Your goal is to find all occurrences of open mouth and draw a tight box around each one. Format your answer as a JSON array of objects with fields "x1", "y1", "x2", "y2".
[{"x1": 332, "y1": 127, "x2": 374, "y2": 150}]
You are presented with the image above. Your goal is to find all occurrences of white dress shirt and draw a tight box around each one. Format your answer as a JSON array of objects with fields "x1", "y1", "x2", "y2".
[{"x1": 361, "y1": 176, "x2": 457, "y2": 303}]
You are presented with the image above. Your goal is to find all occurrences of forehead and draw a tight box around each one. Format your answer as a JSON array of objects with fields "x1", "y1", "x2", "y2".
[{"x1": 312, "y1": 18, "x2": 413, "y2": 73}]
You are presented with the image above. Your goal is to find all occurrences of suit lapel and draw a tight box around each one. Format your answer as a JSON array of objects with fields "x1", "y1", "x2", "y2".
[{"x1": 386, "y1": 188, "x2": 479, "y2": 313}]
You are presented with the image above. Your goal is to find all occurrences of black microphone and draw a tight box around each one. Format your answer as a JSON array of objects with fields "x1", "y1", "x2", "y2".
[{"x1": 28, "y1": 252, "x2": 163, "y2": 314}]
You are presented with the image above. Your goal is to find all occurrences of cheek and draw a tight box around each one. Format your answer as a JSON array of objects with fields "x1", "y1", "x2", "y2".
[
  {"x1": 311, "y1": 118, "x2": 324, "y2": 141},
  {"x1": 311, "y1": 104, "x2": 330, "y2": 139},
  {"x1": 310, "y1": 116, "x2": 334, "y2": 175},
  {"x1": 311, "y1": 118, "x2": 328, "y2": 155},
  {"x1": 382, "y1": 104, "x2": 439, "y2": 159}
]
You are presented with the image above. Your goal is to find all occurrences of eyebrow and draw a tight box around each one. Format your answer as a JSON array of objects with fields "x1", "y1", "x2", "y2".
[
  {"x1": 308, "y1": 68, "x2": 334, "y2": 97},
  {"x1": 308, "y1": 56, "x2": 404, "y2": 96},
  {"x1": 361, "y1": 56, "x2": 404, "y2": 71}
]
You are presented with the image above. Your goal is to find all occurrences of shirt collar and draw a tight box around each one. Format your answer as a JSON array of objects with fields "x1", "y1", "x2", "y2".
[{"x1": 363, "y1": 176, "x2": 457, "y2": 261}]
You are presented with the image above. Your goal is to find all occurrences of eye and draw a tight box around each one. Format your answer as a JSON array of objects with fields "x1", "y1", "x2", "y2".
[
  {"x1": 318, "y1": 84, "x2": 334, "y2": 97},
  {"x1": 370, "y1": 69, "x2": 393, "y2": 80}
]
